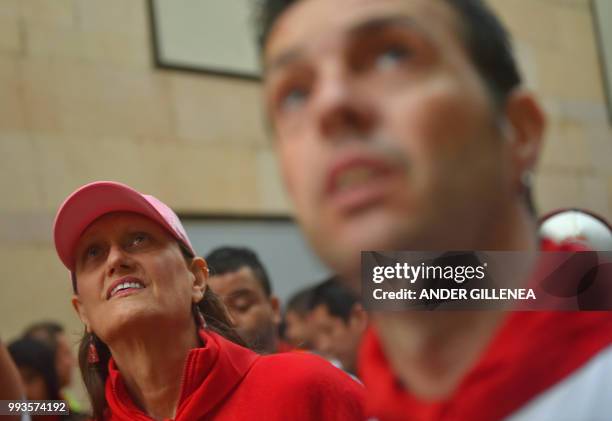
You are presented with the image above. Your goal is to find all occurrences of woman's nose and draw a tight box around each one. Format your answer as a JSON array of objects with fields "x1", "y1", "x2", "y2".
[{"x1": 105, "y1": 245, "x2": 133, "y2": 278}]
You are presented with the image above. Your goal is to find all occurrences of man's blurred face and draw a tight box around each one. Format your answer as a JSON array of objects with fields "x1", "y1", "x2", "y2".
[
  {"x1": 208, "y1": 267, "x2": 281, "y2": 353},
  {"x1": 284, "y1": 310, "x2": 312, "y2": 349},
  {"x1": 18, "y1": 367, "x2": 48, "y2": 400},
  {"x1": 309, "y1": 304, "x2": 364, "y2": 373},
  {"x1": 54, "y1": 333, "x2": 75, "y2": 388},
  {"x1": 264, "y1": 0, "x2": 517, "y2": 286}
]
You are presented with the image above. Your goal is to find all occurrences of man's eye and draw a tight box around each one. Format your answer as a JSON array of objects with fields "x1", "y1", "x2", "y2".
[
  {"x1": 235, "y1": 303, "x2": 251, "y2": 313},
  {"x1": 231, "y1": 300, "x2": 252, "y2": 314},
  {"x1": 235, "y1": 305, "x2": 250, "y2": 313},
  {"x1": 374, "y1": 45, "x2": 410, "y2": 71},
  {"x1": 278, "y1": 86, "x2": 310, "y2": 112}
]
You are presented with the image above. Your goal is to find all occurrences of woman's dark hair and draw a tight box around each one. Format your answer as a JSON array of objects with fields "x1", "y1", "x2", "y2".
[
  {"x1": 75, "y1": 245, "x2": 245, "y2": 421},
  {"x1": 8, "y1": 337, "x2": 61, "y2": 401}
]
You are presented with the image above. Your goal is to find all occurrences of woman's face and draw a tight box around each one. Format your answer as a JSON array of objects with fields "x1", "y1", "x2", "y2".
[{"x1": 71, "y1": 212, "x2": 205, "y2": 342}]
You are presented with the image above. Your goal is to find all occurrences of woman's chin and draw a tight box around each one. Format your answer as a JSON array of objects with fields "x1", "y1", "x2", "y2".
[{"x1": 95, "y1": 304, "x2": 157, "y2": 342}]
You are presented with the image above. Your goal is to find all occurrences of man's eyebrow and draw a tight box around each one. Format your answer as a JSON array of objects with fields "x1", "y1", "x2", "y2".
[
  {"x1": 265, "y1": 15, "x2": 425, "y2": 75},
  {"x1": 347, "y1": 15, "x2": 422, "y2": 38},
  {"x1": 227, "y1": 288, "x2": 255, "y2": 300},
  {"x1": 266, "y1": 47, "x2": 305, "y2": 75}
]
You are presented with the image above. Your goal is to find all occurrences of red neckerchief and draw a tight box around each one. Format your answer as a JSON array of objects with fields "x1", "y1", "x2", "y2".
[
  {"x1": 105, "y1": 329, "x2": 258, "y2": 421},
  {"x1": 359, "y1": 240, "x2": 612, "y2": 421}
]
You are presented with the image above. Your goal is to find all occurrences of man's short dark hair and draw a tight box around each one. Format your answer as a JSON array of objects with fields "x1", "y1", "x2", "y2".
[
  {"x1": 8, "y1": 337, "x2": 61, "y2": 401},
  {"x1": 286, "y1": 286, "x2": 315, "y2": 317},
  {"x1": 256, "y1": 0, "x2": 522, "y2": 106},
  {"x1": 205, "y1": 246, "x2": 273, "y2": 296},
  {"x1": 310, "y1": 276, "x2": 358, "y2": 323}
]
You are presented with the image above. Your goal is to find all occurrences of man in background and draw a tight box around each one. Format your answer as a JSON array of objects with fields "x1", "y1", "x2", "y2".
[
  {"x1": 282, "y1": 286, "x2": 314, "y2": 349},
  {"x1": 206, "y1": 247, "x2": 290, "y2": 354},
  {"x1": 257, "y1": 0, "x2": 612, "y2": 419},
  {"x1": 23, "y1": 321, "x2": 81, "y2": 413},
  {"x1": 0, "y1": 339, "x2": 24, "y2": 421},
  {"x1": 308, "y1": 277, "x2": 367, "y2": 375},
  {"x1": 23, "y1": 322, "x2": 75, "y2": 395}
]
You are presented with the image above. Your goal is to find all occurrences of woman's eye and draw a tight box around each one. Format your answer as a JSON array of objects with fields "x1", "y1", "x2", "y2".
[
  {"x1": 81, "y1": 245, "x2": 103, "y2": 264},
  {"x1": 130, "y1": 233, "x2": 149, "y2": 247},
  {"x1": 86, "y1": 246, "x2": 100, "y2": 258}
]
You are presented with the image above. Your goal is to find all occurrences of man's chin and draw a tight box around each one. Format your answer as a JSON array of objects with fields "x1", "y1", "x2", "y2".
[
  {"x1": 310, "y1": 234, "x2": 389, "y2": 291},
  {"x1": 242, "y1": 327, "x2": 277, "y2": 353},
  {"x1": 310, "y1": 216, "x2": 424, "y2": 283}
]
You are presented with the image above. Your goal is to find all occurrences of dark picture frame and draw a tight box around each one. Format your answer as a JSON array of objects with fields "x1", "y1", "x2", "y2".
[
  {"x1": 148, "y1": 0, "x2": 261, "y2": 81},
  {"x1": 592, "y1": 0, "x2": 612, "y2": 123}
]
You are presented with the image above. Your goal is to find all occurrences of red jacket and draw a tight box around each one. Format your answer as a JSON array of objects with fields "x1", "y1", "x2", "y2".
[
  {"x1": 105, "y1": 329, "x2": 364, "y2": 420},
  {"x1": 359, "y1": 240, "x2": 612, "y2": 421}
]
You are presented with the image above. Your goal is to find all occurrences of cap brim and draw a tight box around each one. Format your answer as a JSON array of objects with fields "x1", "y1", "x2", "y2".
[{"x1": 53, "y1": 181, "x2": 175, "y2": 271}]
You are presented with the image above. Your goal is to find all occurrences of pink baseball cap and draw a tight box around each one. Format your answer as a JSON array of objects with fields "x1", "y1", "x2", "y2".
[{"x1": 53, "y1": 181, "x2": 196, "y2": 273}]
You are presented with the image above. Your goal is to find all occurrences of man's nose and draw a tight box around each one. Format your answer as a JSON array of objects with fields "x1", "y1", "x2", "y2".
[
  {"x1": 316, "y1": 335, "x2": 333, "y2": 355},
  {"x1": 314, "y1": 70, "x2": 376, "y2": 141}
]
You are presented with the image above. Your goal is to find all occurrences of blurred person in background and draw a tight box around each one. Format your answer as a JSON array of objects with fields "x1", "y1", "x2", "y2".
[
  {"x1": 0, "y1": 339, "x2": 25, "y2": 421},
  {"x1": 205, "y1": 247, "x2": 291, "y2": 353},
  {"x1": 308, "y1": 277, "x2": 367, "y2": 375},
  {"x1": 8, "y1": 337, "x2": 86, "y2": 421},
  {"x1": 539, "y1": 208, "x2": 612, "y2": 251},
  {"x1": 257, "y1": 0, "x2": 612, "y2": 419},
  {"x1": 53, "y1": 181, "x2": 364, "y2": 421},
  {"x1": 8, "y1": 338, "x2": 60, "y2": 402},
  {"x1": 23, "y1": 322, "x2": 81, "y2": 412},
  {"x1": 282, "y1": 286, "x2": 315, "y2": 349}
]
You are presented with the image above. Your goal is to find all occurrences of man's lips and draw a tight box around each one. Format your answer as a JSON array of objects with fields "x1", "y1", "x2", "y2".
[
  {"x1": 106, "y1": 276, "x2": 146, "y2": 300},
  {"x1": 325, "y1": 155, "x2": 401, "y2": 209}
]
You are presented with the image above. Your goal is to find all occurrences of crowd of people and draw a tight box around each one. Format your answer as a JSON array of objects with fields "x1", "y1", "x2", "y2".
[
  {"x1": 3, "y1": 322, "x2": 87, "y2": 421},
  {"x1": 2, "y1": 0, "x2": 612, "y2": 420},
  {"x1": 204, "y1": 246, "x2": 369, "y2": 374}
]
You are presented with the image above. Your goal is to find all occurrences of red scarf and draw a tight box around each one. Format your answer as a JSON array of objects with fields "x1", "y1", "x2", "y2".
[
  {"x1": 359, "y1": 240, "x2": 612, "y2": 421},
  {"x1": 105, "y1": 329, "x2": 364, "y2": 420}
]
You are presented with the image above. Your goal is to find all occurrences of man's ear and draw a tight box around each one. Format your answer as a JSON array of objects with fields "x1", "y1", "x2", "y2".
[
  {"x1": 350, "y1": 303, "x2": 368, "y2": 331},
  {"x1": 71, "y1": 295, "x2": 90, "y2": 331},
  {"x1": 190, "y1": 257, "x2": 209, "y2": 303},
  {"x1": 503, "y1": 89, "x2": 546, "y2": 188},
  {"x1": 269, "y1": 295, "x2": 281, "y2": 324}
]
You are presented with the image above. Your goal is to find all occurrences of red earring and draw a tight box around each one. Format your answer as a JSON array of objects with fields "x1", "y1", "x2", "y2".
[{"x1": 87, "y1": 333, "x2": 100, "y2": 364}]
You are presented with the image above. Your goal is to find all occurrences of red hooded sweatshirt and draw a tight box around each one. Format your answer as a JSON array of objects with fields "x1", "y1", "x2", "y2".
[
  {"x1": 105, "y1": 329, "x2": 364, "y2": 420},
  {"x1": 359, "y1": 240, "x2": 612, "y2": 421}
]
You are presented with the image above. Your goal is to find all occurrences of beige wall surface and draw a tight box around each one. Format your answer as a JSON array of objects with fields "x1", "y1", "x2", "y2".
[
  {"x1": 0, "y1": 0, "x2": 610, "y2": 408},
  {"x1": 488, "y1": 0, "x2": 612, "y2": 220}
]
